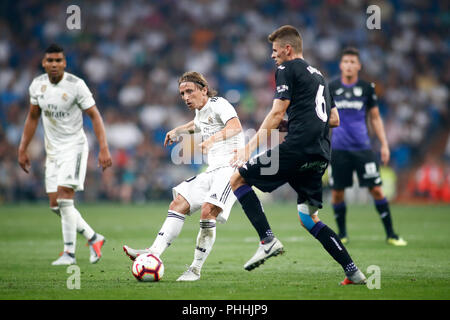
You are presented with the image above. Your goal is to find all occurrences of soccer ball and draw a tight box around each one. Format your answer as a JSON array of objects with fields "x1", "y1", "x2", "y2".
[{"x1": 131, "y1": 253, "x2": 164, "y2": 282}]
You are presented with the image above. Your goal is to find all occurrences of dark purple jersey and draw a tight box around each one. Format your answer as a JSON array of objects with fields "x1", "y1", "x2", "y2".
[{"x1": 329, "y1": 79, "x2": 378, "y2": 150}]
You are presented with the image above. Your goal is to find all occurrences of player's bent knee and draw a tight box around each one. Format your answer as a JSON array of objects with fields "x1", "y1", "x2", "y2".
[
  {"x1": 230, "y1": 171, "x2": 245, "y2": 190},
  {"x1": 331, "y1": 190, "x2": 345, "y2": 204},
  {"x1": 169, "y1": 195, "x2": 190, "y2": 215},
  {"x1": 297, "y1": 203, "x2": 320, "y2": 231},
  {"x1": 299, "y1": 212, "x2": 316, "y2": 230},
  {"x1": 57, "y1": 186, "x2": 75, "y2": 199},
  {"x1": 369, "y1": 186, "x2": 384, "y2": 200},
  {"x1": 200, "y1": 203, "x2": 221, "y2": 220}
]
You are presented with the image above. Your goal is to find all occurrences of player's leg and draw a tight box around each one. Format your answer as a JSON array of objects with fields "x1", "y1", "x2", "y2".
[
  {"x1": 356, "y1": 150, "x2": 407, "y2": 246},
  {"x1": 71, "y1": 145, "x2": 106, "y2": 262},
  {"x1": 149, "y1": 194, "x2": 190, "y2": 256},
  {"x1": 297, "y1": 202, "x2": 365, "y2": 285},
  {"x1": 177, "y1": 203, "x2": 221, "y2": 281},
  {"x1": 230, "y1": 150, "x2": 286, "y2": 271},
  {"x1": 369, "y1": 186, "x2": 407, "y2": 246},
  {"x1": 124, "y1": 194, "x2": 190, "y2": 260},
  {"x1": 49, "y1": 192, "x2": 60, "y2": 216},
  {"x1": 331, "y1": 189, "x2": 348, "y2": 242},
  {"x1": 52, "y1": 186, "x2": 77, "y2": 265},
  {"x1": 124, "y1": 173, "x2": 207, "y2": 260},
  {"x1": 230, "y1": 171, "x2": 274, "y2": 243},
  {"x1": 330, "y1": 150, "x2": 353, "y2": 242},
  {"x1": 49, "y1": 191, "x2": 100, "y2": 251}
]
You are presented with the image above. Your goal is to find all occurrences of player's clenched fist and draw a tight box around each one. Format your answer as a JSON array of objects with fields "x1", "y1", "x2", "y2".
[{"x1": 98, "y1": 148, "x2": 112, "y2": 171}]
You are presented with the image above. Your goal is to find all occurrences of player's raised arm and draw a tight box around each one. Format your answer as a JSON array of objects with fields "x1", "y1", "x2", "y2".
[
  {"x1": 164, "y1": 120, "x2": 195, "y2": 147},
  {"x1": 18, "y1": 104, "x2": 41, "y2": 173},
  {"x1": 368, "y1": 106, "x2": 390, "y2": 165},
  {"x1": 84, "y1": 105, "x2": 112, "y2": 171}
]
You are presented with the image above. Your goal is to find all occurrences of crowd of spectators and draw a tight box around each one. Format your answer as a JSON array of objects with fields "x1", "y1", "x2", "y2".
[{"x1": 0, "y1": 0, "x2": 448, "y2": 203}]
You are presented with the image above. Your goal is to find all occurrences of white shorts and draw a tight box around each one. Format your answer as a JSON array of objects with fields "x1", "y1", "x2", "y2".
[
  {"x1": 172, "y1": 166, "x2": 237, "y2": 224},
  {"x1": 45, "y1": 144, "x2": 89, "y2": 193}
]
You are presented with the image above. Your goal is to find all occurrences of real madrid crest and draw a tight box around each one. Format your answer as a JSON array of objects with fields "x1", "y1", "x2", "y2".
[
  {"x1": 208, "y1": 116, "x2": 213, "y2": 124},
  {"x1": 41, "y1": 85, "x2": 47, "y2": 93},
  {"x1": 353, "y1": 87, "x2": 362, "y2": 97},
  {"x1": 62, "y1": 93, "x2": 68, "y2": 101}
]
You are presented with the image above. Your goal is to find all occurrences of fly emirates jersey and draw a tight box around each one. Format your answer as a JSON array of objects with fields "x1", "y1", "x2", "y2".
[
  {"x1": 29, "y1": 72, "x2": 95, "y2": 156},
  {"x1": 194, "y1": 97, "x2": 244, "y2": 171}
]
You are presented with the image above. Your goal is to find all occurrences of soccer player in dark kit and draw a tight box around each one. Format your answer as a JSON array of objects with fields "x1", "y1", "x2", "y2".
[
  {"x1": 329, "y1": 47, "x2": 407, "y2": 246},
  {"x1": 229, "y1": 25, "x2": 366, "y2": 285}
]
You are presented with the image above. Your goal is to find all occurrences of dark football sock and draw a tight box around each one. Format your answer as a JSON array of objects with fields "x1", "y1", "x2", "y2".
[
  {"x1": 310, "y1": 222, "x2": 357, "y2": 274},
  {"x1": 332, "y1": 201, "x2": 347, "y2": 237},
  {"x1": 234, "y1": 184, "x2": 273, "y2": 241},
  {"x1": 374, "y1": 198, "x2": 396, "y2": 238}
]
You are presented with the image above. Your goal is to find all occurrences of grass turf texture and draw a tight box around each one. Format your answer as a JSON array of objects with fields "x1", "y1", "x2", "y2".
[{"x1": 0, "y1": 202, "x2": 449, "y2": 300}]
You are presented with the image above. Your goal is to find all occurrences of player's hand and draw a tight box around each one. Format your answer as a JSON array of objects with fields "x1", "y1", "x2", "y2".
[
  {"x1": 277, "y1": 119, "x2": 288, "y2": 132},
  {"x1": 98, "y1": 148, "x2": 112, "y2": 171},
  {"x1": 380, "y1": 144, "x2": 390, "y2": 166},
  {"x1": 230, "y1": 146, "x2": 251, "y2": 168},
  {"x1": 199, "y1": 138, "x2": 214, "y2": 154},
  {"x1": 164, "y1": 129, "x2": 179, "y2": 147},
  {"x1": 18, "y1": 150, "x2": 31, "y2": 173}
]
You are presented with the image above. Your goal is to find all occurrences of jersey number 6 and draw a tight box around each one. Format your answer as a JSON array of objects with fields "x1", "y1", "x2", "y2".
[{"x1": 315, "y1": 84, "x2": 328, "y2": 122}]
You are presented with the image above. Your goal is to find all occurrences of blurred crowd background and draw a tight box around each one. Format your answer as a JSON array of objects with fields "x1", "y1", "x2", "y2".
[{"x1": 0, "y1": 0, "x2": 449, "y2": 204}]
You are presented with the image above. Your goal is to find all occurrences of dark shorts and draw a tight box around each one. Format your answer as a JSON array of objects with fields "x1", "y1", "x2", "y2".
[
  {"x1": 238, "y1": 144, "x2": 328, "y2": 208},
  {"x1": 330, "y1": 149, "x2": 382, "y2": 190}
]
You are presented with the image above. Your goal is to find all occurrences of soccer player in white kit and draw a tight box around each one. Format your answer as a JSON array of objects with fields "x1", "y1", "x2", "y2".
[
  {"x1": 123, "y1": 71, "x2": 244, "y2": 281},
  {"x1": 18, "y1": 44, "x2": 112, "y2": 265}
]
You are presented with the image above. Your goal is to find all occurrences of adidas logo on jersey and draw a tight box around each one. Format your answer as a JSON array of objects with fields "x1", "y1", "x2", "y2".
[{"x1": 210, "y1": 194, "x2": 217, "y2": 200}]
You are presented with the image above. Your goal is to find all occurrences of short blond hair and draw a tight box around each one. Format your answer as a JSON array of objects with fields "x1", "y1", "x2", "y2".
[
  {"x1": 178, "y1": 71, "x2": 217, "y2": 97},
  {"x1": 268, "y1": 25, "x2": 302, "y2": 54}
]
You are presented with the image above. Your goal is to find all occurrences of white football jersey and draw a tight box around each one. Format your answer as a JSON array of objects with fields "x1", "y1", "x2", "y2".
[
  {"x1": 29, "y1": 72, "x2": 95, "y2": 156},
  {"x1": 194, "y1": 97, "x2": 244, "y2": 171}
]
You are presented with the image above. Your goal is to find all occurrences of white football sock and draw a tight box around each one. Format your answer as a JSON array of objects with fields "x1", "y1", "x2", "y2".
[
  {"x1": 57, "y1": 199, "x2": 77, "y2": 255},
  {"x1": 51, "y1": 206, "x2": 95, "y2": 240},
  {"x1": 149, "y1": 210, "x2": 186, "y2": 257},
  {"x1": 73, "y1": 207, "x2": 95, "y2": 241},
  {"x1": 191, "y1": 219, "x2": 216, "y2": 271}
]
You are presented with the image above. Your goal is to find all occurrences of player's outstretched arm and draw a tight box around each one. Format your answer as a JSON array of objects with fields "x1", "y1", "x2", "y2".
[
  {"x1": 84, "y1": 105, "x2": 112, "y2": 171},
  {"x1": 247, "y1": 98, "x2": 290, "y2": 154},
  {"x1": 231, "y1": 98, "x2": 289, "y2": 167},
  {"x1": 164, "y1": 120, "x2": 195, "y2": 147},
  {"x1": 18, "y1": 104, "x2": 41, "y2": 173},
  {"x1": 199, "y1": 117, "x2": 242, "y2": 153},
  {"x1": 369, "y1": 106, "x2": 390, "y2": 165}
]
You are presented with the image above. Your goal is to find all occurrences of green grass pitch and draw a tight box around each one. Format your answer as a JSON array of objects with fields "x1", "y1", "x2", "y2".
[{"x1": 0, "y1": 202, "x2": 449, "y2": 300}]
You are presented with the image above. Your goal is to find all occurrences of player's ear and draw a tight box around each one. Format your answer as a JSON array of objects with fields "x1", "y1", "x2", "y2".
[{"x1": 285, "y1": 43, "x2": 292, "y2": 56}]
